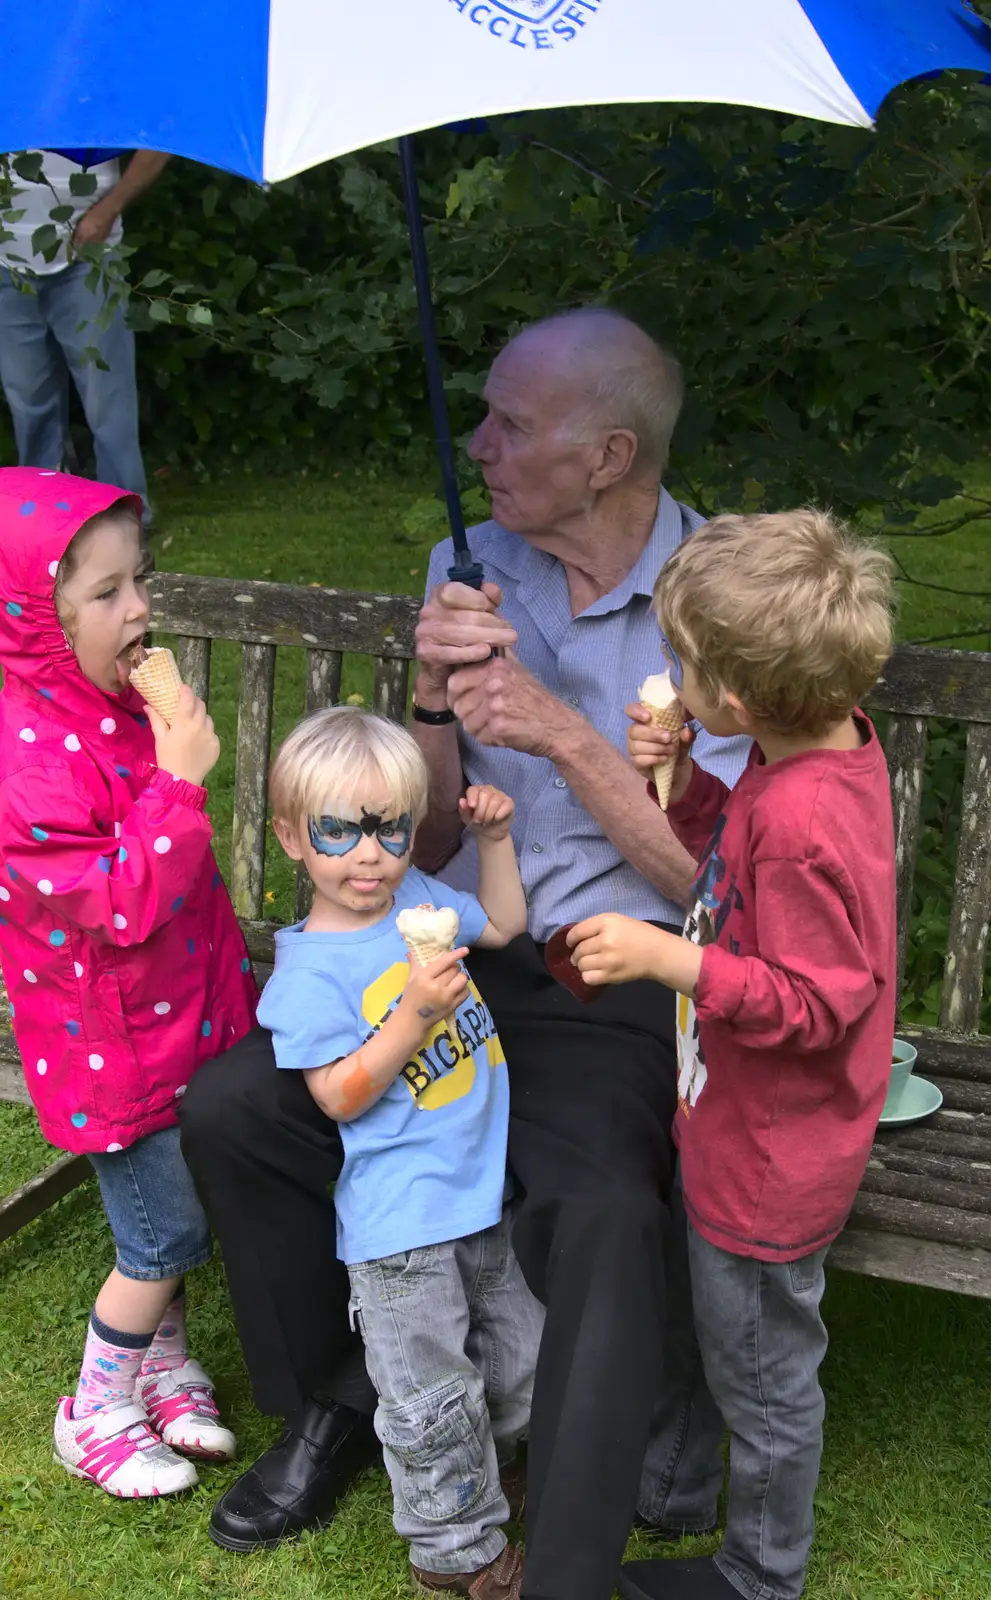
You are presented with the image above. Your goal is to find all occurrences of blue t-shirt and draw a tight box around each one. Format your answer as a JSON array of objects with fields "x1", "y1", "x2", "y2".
[{"x1": 257, "y1": 868, "x2": 508, "y2": 1266}]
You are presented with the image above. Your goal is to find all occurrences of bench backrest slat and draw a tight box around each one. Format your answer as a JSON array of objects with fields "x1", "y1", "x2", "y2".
[
  {"x1": 230, "y1": 642, "x2": 276, "y2": 920},
  {"x1": 175, "y1": 635, "x2": 212, "y2": 706},
  {"x1": 150, "y1": 574, "x2": 418, "y2": 656},
  {"x1": 872, "y1": 644, "x2": 991, "y2": 723},
  {"x1": 939, "y1": 721, "x2": 991, "y2": 1032},
  {"x1": 884, "y1": 713, "x2": 928, "y2": 1002}
]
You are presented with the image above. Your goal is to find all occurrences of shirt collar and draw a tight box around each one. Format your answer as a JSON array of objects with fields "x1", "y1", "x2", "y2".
[{"x1": 581, "y1": 487, "x2": 686, "y2": 617}]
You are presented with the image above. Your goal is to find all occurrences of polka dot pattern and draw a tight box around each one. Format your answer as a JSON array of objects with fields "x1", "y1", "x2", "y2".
[
  {"x1": 201, "y1": 1020, "x2": 212, "y2": 1038},
  {"x1": 118, "y1": 847, "x2": 128, "y2": 863},
  {"x1": 6, "y1": 602, "x2": 22, "y2": 617},
  {"x1": 31, "y1": 827, "x2": 48, "y2": 842},
  {"x1": 115, "y1": 765, "x2": 130, "y2": 778},
  {"x1": 38, "y1": 879, "x2": 53, "y2": 896},
  {"x1": 240, "y1": 957, "x2": 251, "y2": 973},
  {"x1": 19, "y1": 501, "x2": 36, "y2": 516},
  {"x1": 0, "y1": 887, "x2": 9, "y2": 903},
  {"x1": 112, "y1": 913, "x2": 127, "y2": 930},
  {"x1": 88, "y1": 1054, "x2": 104, "y2": 1071},
  {"x1": 106, "y1": 1142, "x2": 123, "y2": 1153},
  {"x1": 49, "y1": 930, "x2": 66, "y2": 948},
  {"x1": 54, "y1": 500, "x2": 70, "y2": 512},
  {"x1": 65, "y1": 1020, "x2": 80, "y2": 1037},
  {"x1": 48, "y1": 560, "x2": 59, "y2": 578},
  {"x1": 100, "y1": 717, "x2": 116, "y2": 735},
  {"x1": 64, "y1": 733, "x2": 82, "y2": 753},
  {"x1": 175, "y1": 1085, "x2": 187, "y2": 1098},
  {"x1": 98, "y1": 857, "x2": 112, "y2": 875},
  {"x1": 23, "y1": 969, "x2": 37, "y2": 983},
  {"x1": 71, "y1": 1112, "x2": 87, "y2": 1129},
  {"x1": 154, "y1": 1002, "x2": 171, "y2": 1016},
  {"x1": 74, "y1": 962, "x2": 84, "y2": 978},
  {"x1": 154, "y1": 837, "x2": 172, "y2": 855},
  {"x1": 36, "y1": 1059, "x2": 47, "y2": 1076},
  {"x1": 171, "y1": 895, "x2": 184, "y2": 912},
  {"x1": 18, "y1": 728, "x2": 35, "y2": 742}
]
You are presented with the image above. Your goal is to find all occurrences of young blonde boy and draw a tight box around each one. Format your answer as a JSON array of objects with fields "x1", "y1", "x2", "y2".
[
  {"x1": 257, "y1": 708, "x2": 543, "y2": 1600},
  {"x1": 569, "y1": 511, "x2": 897, "y2": 1600}
]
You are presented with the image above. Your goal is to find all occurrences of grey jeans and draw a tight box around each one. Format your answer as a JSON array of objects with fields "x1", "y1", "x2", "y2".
[
  {"x1": 348, "y1": 1208, "x2": 545, "y2": 1575},
  {"x1": 646, "y1": 1181, "x2": 829, "y2": 1600}
]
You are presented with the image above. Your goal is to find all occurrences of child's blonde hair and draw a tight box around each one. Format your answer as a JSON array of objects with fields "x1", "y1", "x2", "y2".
[
  {"x1": 269, "y1": 706, "x2": 429, "y2": 828},
  {"x1": 654, "y1": 509, "x2": 893, "y2": 736}
]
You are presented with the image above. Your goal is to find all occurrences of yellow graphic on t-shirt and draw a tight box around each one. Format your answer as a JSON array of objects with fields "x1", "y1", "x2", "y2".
[{"x1": 361, "y1": 962, "x2": 504, "y2": 1112}]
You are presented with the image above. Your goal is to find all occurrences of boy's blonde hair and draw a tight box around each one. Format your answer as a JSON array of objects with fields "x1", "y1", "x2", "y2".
[
  {"x1": 654, "y1": 510, "x2": 893, "y2": 737},
  {"x1": 269, "y1": 707, "x2": 429, "y2": 828}
]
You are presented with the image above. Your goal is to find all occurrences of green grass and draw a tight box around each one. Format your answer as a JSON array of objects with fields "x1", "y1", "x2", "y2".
[{"x1": 2, "y1": 464, "x2": 990, "y2": 1597}]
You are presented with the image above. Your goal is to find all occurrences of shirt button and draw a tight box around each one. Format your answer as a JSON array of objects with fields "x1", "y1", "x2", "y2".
[
  {"x1": 568, "y1": 696, "x2": 580, "y2": 707},
  {"x1": 554, "y1": 778, "x2": 567, "y2": 789},
  {"x1": 532, "y1": 843, "x2": 544, "y2": 854}
]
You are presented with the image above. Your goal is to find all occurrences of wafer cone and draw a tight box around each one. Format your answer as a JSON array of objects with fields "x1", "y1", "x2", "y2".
[
  {"x1": 642, "y1": 700, "x2": 685, "y2": 810},
  {"x1": 129, "y1": 647, "x2": 184, "y2": 723},
  {"x1": 397, "y1": 904, "x2": 461, "y2": 1033}
]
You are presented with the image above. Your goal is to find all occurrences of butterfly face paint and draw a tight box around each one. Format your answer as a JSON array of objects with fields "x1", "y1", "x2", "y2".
[{"x1": 308, "y1": 807, "x2": 413, "y2": 860}]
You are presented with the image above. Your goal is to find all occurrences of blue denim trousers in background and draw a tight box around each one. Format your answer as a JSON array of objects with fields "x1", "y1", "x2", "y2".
[
  {"x1": 88, "y1": 1125, "x2": 212, "y2": 1282},
  {"x1": 348, "y1": 1207, "x2": 545, "y2": 1576},
  {"x1": 652, "y1": 1164, "x2": 829, "y2": 1600},
  {"x1": 0, "y1": 261, "x2": 149, "y2": 517}
]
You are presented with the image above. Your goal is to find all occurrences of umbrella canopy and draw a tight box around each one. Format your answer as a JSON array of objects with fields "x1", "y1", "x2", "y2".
[{"x1": 2, "y1": 2, "x2": 989, "y2": 183}]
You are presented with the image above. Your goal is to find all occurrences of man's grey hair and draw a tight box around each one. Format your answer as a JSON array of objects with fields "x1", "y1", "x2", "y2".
[{"x1": 522, "y1": 307, "x2": 684, "y2": 478}]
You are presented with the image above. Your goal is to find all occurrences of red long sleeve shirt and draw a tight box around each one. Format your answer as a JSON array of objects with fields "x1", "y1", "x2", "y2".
[{"x1": 666, "y1": 713, "x2": 896, "y2": 1261}]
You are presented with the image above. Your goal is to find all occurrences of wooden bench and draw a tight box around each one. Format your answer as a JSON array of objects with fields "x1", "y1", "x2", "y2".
[{"x1": 2, "y1": 574, "x2": 989, "y2": 1297}]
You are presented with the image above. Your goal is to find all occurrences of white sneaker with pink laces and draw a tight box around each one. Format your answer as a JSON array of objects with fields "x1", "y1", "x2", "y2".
[
  {"x1": 53, "y1": 1398, "x2": 199, "y2": 1497},
  {"x1": 136, "y1": 1359, "x2": 236, "y2": 1461}
]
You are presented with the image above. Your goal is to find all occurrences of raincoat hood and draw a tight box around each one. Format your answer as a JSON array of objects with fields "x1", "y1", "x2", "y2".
[{"x1": 0, "y1": 467, "x2": 144, "y2": 722}]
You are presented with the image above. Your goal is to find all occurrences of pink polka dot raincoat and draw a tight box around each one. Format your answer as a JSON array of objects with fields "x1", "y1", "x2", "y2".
[{"x1": 0, "y1": 469, "x2": 258, "y2": 1154}]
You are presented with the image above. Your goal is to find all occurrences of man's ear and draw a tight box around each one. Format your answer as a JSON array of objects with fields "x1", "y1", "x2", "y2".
[
  {"x1": 273, "y1": 815, "x2": 304, "y2": 861},
  {"x1": 588, "y1": 427, "x2": 638, "y2": 491}
]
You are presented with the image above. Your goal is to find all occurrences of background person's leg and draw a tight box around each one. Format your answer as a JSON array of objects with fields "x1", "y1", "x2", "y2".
[
  {"x1": 45, "y1": 260, "x2": 149, "y2": 511},
  {"x1": 636, "y1": 1173, "x2": 726, "y2": 1535},
  {"x1": 0, "y1": 267, "x2": 69, "y2": 467}
]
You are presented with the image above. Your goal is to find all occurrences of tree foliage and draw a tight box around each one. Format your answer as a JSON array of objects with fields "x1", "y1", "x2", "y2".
[{"x1": 2, "y1": 76, "x2": 990, "y2": 532}]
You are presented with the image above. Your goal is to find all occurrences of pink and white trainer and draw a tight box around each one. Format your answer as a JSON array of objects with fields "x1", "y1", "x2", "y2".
[
  {"x1": 136, "y1": 1359, "x2": 236, "y2": 1462},
  {"x1": 53, "y1": 1398, "x2": 198, "y2": 1497}
]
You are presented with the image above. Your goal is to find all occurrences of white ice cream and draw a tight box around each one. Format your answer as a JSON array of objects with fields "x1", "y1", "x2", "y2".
[{"x1": 638, "y1": 671, "x2": 678, "y2": 710}]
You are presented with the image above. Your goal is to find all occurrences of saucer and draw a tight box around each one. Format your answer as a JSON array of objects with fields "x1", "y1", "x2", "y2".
[{"x1": 878, "y1": 1074, "x2": 943, "y2": 1127}]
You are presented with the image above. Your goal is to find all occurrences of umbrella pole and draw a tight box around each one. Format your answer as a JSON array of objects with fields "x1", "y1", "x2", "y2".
[{"x1": 399, "y1": 134, "x2": 484, "y2": 589}]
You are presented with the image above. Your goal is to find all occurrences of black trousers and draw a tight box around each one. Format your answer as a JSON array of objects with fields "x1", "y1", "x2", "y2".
[{"x1": 180, "y1": 934, "x2": 680, "y2": 1600}]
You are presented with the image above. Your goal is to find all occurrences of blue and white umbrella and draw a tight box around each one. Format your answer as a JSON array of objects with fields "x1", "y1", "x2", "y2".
[{"x1": 2, "y1": 1, "x2": 989, "y2": 569}]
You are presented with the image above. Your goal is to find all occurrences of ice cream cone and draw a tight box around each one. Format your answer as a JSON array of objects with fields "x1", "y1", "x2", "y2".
[
  {"x1": 129, "y1": 647, "x2": 184, "y2": 724},
  {"x1": 396, "y1": 904, "x2": 461, "y2": 1033},
  {"x1": 638, "y1": 672, "x2": 685, "y2": 812}
]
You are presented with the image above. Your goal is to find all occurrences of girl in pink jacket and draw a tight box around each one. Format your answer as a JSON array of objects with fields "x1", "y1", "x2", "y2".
[{"x1": 0, "y1": 469, "x2": 258, "y2": 1498}]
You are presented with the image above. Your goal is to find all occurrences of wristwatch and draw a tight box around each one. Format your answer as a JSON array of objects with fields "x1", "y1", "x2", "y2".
[{"x1": 411, "y1": 699, "x2": 456, "y2": 726}]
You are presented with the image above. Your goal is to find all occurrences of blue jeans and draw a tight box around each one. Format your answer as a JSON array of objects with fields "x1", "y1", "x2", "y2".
[
  {"x1": 0, "y1": 261, "x2": 148, "y2": 516},
  {"x1": 88, "y1": 1126, "x2": 212, "y2": 1281},
  {"x1": 347, "y1": 1208, "x2": 545, "y2": 1575},
  {"x1": 646, "y1": 1179, "x2": 829, "y2": 1600}
]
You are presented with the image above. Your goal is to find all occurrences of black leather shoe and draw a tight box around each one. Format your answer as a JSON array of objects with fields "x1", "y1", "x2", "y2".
[{"x1": 209, "y1": 1398, "x2": 378, "y2": 1552}]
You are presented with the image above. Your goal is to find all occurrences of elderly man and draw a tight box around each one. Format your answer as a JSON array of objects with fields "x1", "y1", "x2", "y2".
[{"x1": 180, "y1": 309, "x2": 748, "y2": 1600}]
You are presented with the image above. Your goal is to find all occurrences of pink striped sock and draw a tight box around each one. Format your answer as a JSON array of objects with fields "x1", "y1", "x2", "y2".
[
  {"x1": 139, "y1": 1293, "x2": 189, "y2": 1378},
  {"x1": 73, "y1": 1311, "x2": 153, "y2": 1419}
]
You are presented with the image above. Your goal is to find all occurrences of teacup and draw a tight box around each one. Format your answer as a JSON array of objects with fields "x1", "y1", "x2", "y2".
[{"x1": 883, "y1": 1038, "x2": 918, "y2": 1115}]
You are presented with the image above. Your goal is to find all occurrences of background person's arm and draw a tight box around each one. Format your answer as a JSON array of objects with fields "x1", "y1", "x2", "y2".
[{"x1": 72, "y1": 151, "x2": 170, "y2": 247}]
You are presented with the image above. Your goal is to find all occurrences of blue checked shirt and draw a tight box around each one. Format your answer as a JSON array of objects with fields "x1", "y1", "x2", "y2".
[{"x1": 426, "y1": 490, "x2": 752, "y2": 941}]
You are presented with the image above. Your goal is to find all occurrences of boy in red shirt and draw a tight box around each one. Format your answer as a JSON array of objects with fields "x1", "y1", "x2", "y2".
[{"x1": 568, "y1": 510, "x2": 897, "y2": 1600}]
